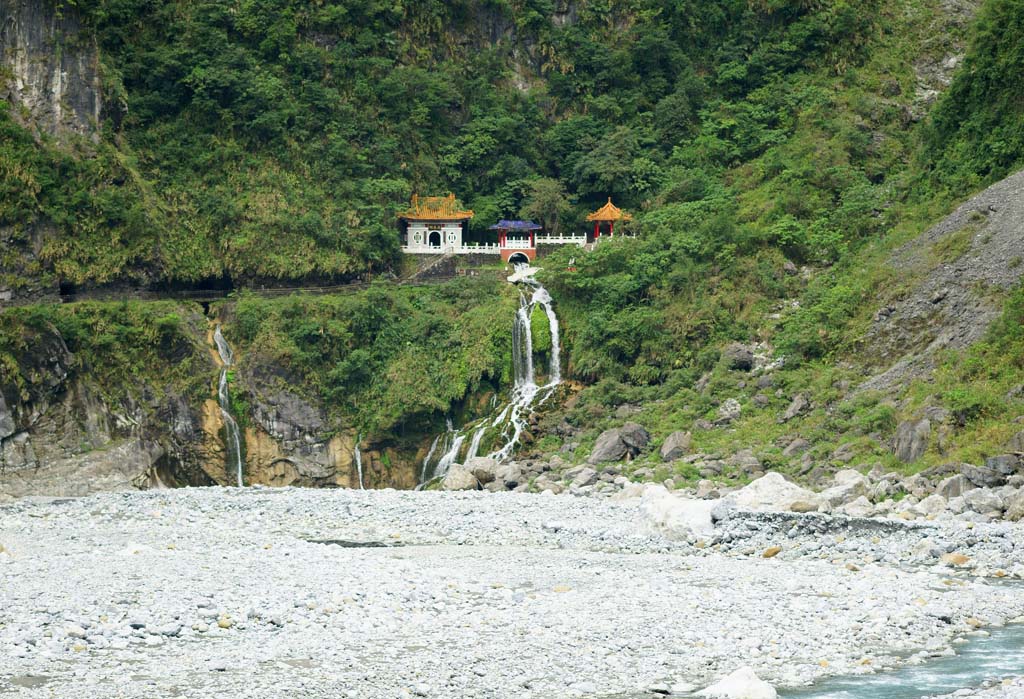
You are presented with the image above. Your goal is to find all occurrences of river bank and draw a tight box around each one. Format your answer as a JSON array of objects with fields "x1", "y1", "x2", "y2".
[{"x1": 2, "y1": 488, "x2": 1024, "y2": 698}]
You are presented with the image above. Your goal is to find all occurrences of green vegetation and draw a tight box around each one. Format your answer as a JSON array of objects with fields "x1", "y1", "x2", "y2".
[
  {"x1": 0, "y1": 301, "x2": 209, "y2": 404},
  {"x1": 902, "y1": 283, "x2": 1024, "y2": 466},
  {"x1": 8, "y1": 0, "x2": 1012, "y2": 289},
  {"x1": 3, "y1": 0, "x2": 1024, "y2": 479},
  {"x1": 919, "y1": 0, "x2": 1024, "y2": 198},
  {"x1": 224, "y1": 276, "x2": 519, "y2": 436}
]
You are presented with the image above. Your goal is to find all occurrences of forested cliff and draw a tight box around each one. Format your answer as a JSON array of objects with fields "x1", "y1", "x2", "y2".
[{"x1": 2, "y1": 0, "x2": 1023, "y2": 496}]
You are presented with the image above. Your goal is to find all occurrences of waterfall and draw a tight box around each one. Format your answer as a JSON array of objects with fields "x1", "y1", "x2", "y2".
[
  {"x1": 531, "y1": 285, "x2": 561, "y2": 384},
  {"x1": 512, "y1": 293, "x2": 536, "y2": 388},
  {"x1": 465, "y1": 423, "x2": 487, "y2": 461},
  {"x1": 486, "y1": 266, "x2": 562, "y2": 461},
  {"x1": 213, "y1": 326, "x2": 244, "y2": 488},
  {"x1": 419, "y1": 434, "x2": 441, "y2": 483},
  {"x1": 435, "y1": 433, "x2": 466, "y2": 477},
  {"x1": 417, "y1": 264, "x2": 562, "y2": 484},
  {"x1": 354, "y1": 436, "x2": 365, "y2": 490}
]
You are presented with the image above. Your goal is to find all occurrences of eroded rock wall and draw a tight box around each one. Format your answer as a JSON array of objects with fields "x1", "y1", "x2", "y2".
[
  {"x1": 0, "y1": 0, "x2": 102, "y2": 141},
  {"x1": 0, "y1": 321, "x2": 216, "y2": 500}
]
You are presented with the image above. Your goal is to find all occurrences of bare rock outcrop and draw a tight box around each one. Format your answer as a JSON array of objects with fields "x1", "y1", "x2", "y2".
[
  {"x1": 860, "y1": 169, "x2": 1024, "y2": 393},
  {"x1": 0, "y1": 320, "x2": 216, "y2": 499},
  {"x1": 1, "y1": 0, "x2": 103, "y2": 141}
]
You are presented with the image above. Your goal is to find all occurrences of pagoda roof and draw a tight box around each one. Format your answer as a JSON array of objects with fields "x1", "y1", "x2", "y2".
[
  {"x1": 488, "y1": 219, "x2": 542, "y2": 231},
  {"x1": 585, "y1": 197, "x2": 632, "y2": 222},
  {"x1": 399, "y1": 193, "x2": 474, "y2": 220}
]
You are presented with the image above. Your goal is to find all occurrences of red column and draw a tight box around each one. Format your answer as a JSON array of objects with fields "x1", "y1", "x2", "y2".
[
  {"x1": 594, "y1": 222, "x2": 600, "y2": 238},
  {"x1": 530, "y1": 231, "x2": 535, "y2": 247},
  {"x1": 610, "y1": 221, "x2": 614, "y2": 237}
]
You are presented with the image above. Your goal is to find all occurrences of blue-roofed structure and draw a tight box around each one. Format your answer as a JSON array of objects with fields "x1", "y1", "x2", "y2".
[{"x1": 488, "y1": 220, "x2": 543, "y2": 231}]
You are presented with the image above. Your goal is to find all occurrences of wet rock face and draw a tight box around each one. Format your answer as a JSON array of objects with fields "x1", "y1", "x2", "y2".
[
  {"x1": 0, "y1": 0, "x2": 103, "y2": 141},
  {"x1": 0, "y1": 390, "x2": 16, "y2": 441}
]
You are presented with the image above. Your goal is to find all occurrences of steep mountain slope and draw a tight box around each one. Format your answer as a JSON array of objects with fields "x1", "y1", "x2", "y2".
[
  {"x1": 2, "y1": 0, "x2": 1024, "y2": 496},
  {"x1": 0, "y1": 0, "x2": 985, "y2": 294}
]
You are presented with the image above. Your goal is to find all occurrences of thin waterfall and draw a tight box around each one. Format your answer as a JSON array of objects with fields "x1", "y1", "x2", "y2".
[
  {"x1": 213, "y1": 326, "x2": 244, "y2": 487},
  {"x1": 465, "y1": 423, "x2": 487, "y2": 461},
  {"x1": 417, "y1": 264, "x2": 562, "y2": 484},
  {"x1": 354, "y1": 436, "x2": 365, "y2": 490},
  {"x1": 419, "y1": 434, "x2": 441, "y2": 483},
  {"x1": 435, "y1": 433, "x2": 466, "y2": 477}
]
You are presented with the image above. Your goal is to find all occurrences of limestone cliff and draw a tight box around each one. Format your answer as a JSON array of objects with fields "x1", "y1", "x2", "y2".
[{"x1": 0, "y1": 0, "x2": 102, "y2": 141}]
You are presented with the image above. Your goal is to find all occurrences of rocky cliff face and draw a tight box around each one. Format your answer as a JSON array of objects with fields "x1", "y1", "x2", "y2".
[
  {"x1": 231, "y1": 354, "x2": 421, "y2": 490},
  {"x1": 0, "y1": 0, "x2": 103, "y2": 141},
  {"x1": 0, "y1": 321, "x2": 217, "y2": 500},
  {"x1": 0, "y1": 309, "x2": 428, "y2": 499},
  {"x1": 860, "y1": 168, "x2": 1024, "y2": 393}
]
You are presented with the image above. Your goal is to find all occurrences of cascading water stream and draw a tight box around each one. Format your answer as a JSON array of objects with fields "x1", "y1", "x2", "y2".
[
  {"x1": 213, "y1": 326, "x2": 244, "y2": 487},
  {"x1": 419, "y1": 435, "x2": 441, "y2": 483},
  {"x1": 418, "y1": 264, "x2": 562, "y2": 484},
  {"x1": 465, "y1": 424, "x2": 487, "y2": 461},
  {"x1": 354, "y1": 437, "x2": 365, "y2": 490},
  {"x1": 435, "y1": 433, "x2": 466, "y2": 476}
]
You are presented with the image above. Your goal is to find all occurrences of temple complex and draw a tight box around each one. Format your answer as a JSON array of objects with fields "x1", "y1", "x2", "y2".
[{"x1": 398, "y1": 193, "x2": 627, "y2": 258}]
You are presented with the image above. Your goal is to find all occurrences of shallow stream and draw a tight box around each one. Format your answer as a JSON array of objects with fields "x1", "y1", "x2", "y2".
[{"x1": 780, "y1": 624, "x2": 1024, "y2": 699}]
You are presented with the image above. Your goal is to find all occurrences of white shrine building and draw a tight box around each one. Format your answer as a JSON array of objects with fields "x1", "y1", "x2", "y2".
[{"x1": 398, "y1": 194, "x2": 476, "y2": 253}]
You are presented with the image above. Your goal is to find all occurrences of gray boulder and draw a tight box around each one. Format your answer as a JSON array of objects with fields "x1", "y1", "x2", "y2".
[
  {"x1": 961, "y1": 463, "x2": 1005, "y2": 488},
  {"x1": 1009, "y1": 430, "x2": 1024, "y2": 453},
  {"x1": 571, "y1": 467, "x2": 599, "y2": 488},
  {"x1": 619, "y1": 422, "x2": 651, "y2": 450},
  {"x1": 778, "y1": 394, "x2": 809, "y2": 423},
  {"x1": 441, "y1": 464, "x2": 479, "y2": 491},
  {"x1": 963, "y1": 488, "x2": 1004, "y2": 515},
  {"x1": 893, "y1": 419, "x2": 931, "y2": 463},
  {"x1": 660, "y1": 431, "x2": 692, "y2": 461},
  {"x1": 717, "y1": 399, "x2": 742, "y2": 424},
  {"x1": 1005, "y1": 490, "x2": 1024, "y2": 521},
  {"x1": 985, "y1": 454, "x2": 1020, "y2": 476},
  {"x1": 466, "y1": 457, "x2": 497, "y2": 485},
  {"x1": 589, "y1": 423, "x2": 649, "y2": 464},
  {"x1": 819, "y1": 469, "x2": 870, "y2": 508},
  {"x1": 588, "y1": 429, "x2": 628, "y2": 464},
  {"x1": 493, "y1": 461, "x2": 523, "y2": 489},
  {"x1": 722, "y1": 343, "x2": 755, "y2": 371},
  {"x1": 533, "y1": 475, "x2": 563, "y2": 494},
  {"x1": 782, "y1": 438, "x2": 811, "y2": 457},
  {"x1": 936, "y1": 474, "x2": 974, "y2": 499},
  {"x1": 726, "y1": 449, "x2": 762, "y2": 474}
]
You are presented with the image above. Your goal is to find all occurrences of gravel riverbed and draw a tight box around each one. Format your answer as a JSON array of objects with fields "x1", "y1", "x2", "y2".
[{"x1": 2, "y1": 487, "x2": 1024, "y2": 698}]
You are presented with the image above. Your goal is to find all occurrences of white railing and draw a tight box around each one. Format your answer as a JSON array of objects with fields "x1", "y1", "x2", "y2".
[
  {"x1": 401, "y1": 234, "x2": 616, "y2": 255},
  {"x1": 535, "y1": 233, "x2": 587, "y2": 246},
  {"x1": 401, "y1": 244, "x2": 501, "y2": 255},
  {"x1": 457, "y1": 244, "x2": 501, "y2": 254}
]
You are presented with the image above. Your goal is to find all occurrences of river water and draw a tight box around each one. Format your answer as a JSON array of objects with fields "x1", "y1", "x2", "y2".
[{"x1": 779, "y1": 625, "x2": 1024, "y2": 699}]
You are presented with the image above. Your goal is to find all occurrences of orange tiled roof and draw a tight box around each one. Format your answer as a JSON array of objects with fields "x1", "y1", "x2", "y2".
[
  {"x1": 585, "y1": 197, "x2": 632, "y2": 222},
  {"x1": 399, "y1": 193, "x2": 474, "y2": 220}
]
